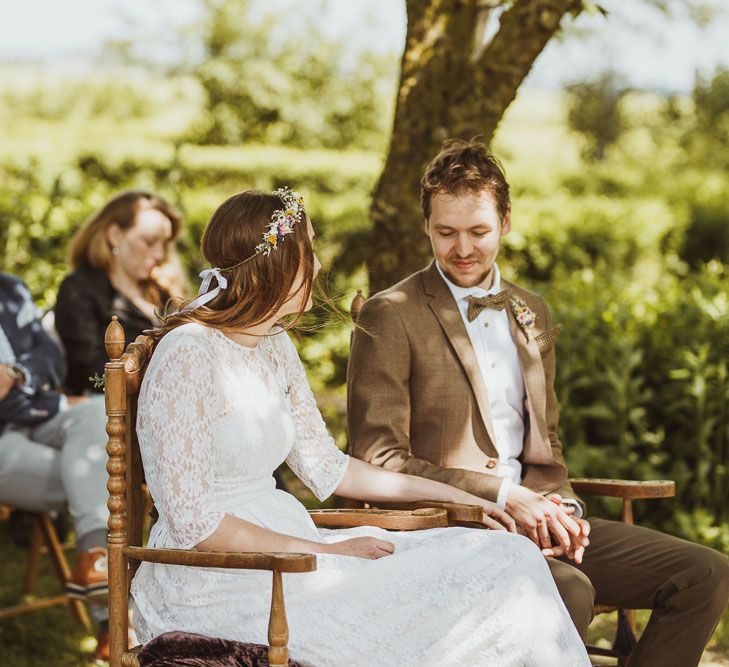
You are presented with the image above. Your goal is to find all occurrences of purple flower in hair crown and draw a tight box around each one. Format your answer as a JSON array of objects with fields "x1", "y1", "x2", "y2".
[
  {"x1": 256, "y1": 186, "x2": 305, "y2": 256},
  {"x1": 510, "y1": 296, "x2": 537, "y2": 340}
]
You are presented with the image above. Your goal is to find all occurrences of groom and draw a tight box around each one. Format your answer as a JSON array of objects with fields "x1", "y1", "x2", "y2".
[{"x1": 347, "y1": 140, "x2": 729, "y2": 666}]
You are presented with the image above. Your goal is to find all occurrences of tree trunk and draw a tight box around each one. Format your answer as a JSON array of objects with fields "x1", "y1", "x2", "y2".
[{"x1": 367, "y1": 0, "x2": 582, "y2": 293}]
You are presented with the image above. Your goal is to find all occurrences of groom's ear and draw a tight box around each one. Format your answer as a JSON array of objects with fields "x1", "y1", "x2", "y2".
[
  {"x1": 424, "y1": 217, "x2": 431, "y2": 237},
  {"x1": 500, "y1": 211, "x2": 512, "y2": 236}
]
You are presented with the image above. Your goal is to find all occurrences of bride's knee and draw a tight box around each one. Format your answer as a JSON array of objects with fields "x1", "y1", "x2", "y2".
[
  {"x1": 512, "y1": 532, "x2": 543, "y2": 553},
  {"x1": 498, "y1": 532, "x2": 546, "y2": 563},
  {"x1": 462, "y1": 528, "x2": 544, "y2": 564}
]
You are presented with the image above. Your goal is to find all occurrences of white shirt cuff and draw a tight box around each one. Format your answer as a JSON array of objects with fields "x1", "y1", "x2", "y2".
[
  {"x1": 561, "y1": 498, "x2": 583, "y2": 519},
  {"x1": 496, "y1": 478, "x2": 512, "y2": 510}
]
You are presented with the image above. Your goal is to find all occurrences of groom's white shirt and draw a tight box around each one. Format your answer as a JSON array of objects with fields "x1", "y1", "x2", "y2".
[
  {"x1": 436, "y1": 262, "x2": 522, "y2": 509},
  {"x1": 437, "y1": 262, "x2": 582, "y2": 517}
]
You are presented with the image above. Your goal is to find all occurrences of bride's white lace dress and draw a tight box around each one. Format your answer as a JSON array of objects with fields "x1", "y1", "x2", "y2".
[{"x1": 130, "y1": 323, "x2": 590, "y2": 667}]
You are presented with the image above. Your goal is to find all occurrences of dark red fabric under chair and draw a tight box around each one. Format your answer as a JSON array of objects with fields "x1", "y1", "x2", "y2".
[{"x1": 136, "y1": 632, "x2": 302, "y2": 667}]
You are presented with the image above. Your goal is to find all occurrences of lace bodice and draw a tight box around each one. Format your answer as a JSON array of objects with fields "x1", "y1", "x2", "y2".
[{"x1": 136, "y1": 323, "x2": 349, "y2": 549}]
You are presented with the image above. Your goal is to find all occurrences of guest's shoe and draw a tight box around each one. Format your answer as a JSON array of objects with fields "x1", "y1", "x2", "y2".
[
  {"x1": 93, "y1": 627, "x2": 110, "y2": 664},
  {"x1": 66, "y1": 547, "x2": 108, "y2": 599},
  {"x1": 92, "y1": 624, "x2": 135, "y2": 665}
]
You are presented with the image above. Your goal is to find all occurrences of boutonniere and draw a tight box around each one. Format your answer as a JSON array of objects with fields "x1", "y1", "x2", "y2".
[{"x1": 510, "y1": 296, "x2": 537, "y2": 340}]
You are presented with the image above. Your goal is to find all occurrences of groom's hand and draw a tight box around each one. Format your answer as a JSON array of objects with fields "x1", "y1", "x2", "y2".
[
  {"x1": 540, "y1": 519, "x2": 591, "y2": 563},
  {"x1": 540, "y1": 494, "x2": 591, "y2": 564},
  {"x1": 505, "y1": 486, "x2": 581, "y2": 554}
]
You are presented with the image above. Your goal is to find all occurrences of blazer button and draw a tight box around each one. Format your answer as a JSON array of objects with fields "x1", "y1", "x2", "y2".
[{"x1": 485, "y1": 458, "x2": 497, "y2": 469}]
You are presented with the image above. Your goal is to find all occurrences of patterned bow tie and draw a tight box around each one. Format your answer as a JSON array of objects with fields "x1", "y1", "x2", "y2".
[{"x1": 466, "y1": 291, "x2": 509, "y2": 322}]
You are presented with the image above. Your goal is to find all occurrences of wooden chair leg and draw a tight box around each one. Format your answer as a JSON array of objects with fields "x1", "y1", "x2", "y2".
[
  {"x1": 107, "y1": 546, "x2": 129, "y2": 667},
  {"x1": 0, "y1": 593, "x2": 71, "y2": 620},
  {"x1": 38, "y1": 513, "x2": 92, "y2": 631},
  {"x1": 268, "y1": 570, "x2": 289, "y2": 667},
  {"x1": 625, "y1": 609, "x2": 636, "y2": 635},
  {"x1": 614, "y1": 499, "x2": 638, "y2": 659},
  {"x1": 22, "y1": 516, "x2": 44, "y2": 594}
]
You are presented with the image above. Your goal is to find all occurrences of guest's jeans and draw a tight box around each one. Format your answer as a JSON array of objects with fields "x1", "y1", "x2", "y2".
[{"x1": 0, "y1": 397, "x2": 109, "y2": 541}]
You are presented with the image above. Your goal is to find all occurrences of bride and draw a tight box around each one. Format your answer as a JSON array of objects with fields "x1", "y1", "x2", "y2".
[{"x1": 130, "y1": 188, "x2": 590, "y2": 666}]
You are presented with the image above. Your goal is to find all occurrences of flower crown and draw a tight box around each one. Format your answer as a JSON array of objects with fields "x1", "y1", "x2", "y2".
[
  {"x1": 182, "y1": 187, "x2": 306, "y2": 313},
  {"x1": 256, "y1": 187, "x2": 305, "y2": 256}
]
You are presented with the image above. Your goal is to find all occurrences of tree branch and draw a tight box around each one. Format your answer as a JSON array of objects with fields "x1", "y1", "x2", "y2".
[{"x1": 448, "y1": 0, "x2": 582, "y2": 139}]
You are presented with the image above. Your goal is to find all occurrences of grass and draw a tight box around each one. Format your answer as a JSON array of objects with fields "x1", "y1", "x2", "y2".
[{"x1": 0, "y1": 519, "x2": 98, "y2": 665}]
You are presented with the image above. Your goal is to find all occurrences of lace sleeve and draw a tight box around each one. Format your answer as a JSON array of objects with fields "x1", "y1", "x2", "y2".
[
  {"x1": 137, "y1": 329, "x2": 225, "y2": 549},
  {"x1": 278, "y1": 333, "x2": 349, "y2": 501}
]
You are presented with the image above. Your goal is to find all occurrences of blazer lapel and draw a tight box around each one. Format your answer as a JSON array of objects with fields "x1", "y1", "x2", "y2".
[
  {"x1": 502, "y1": 281, "x2": 551, "y2": 461},
  {"x1": 422, "y1": 263, "x2": 499, "y2": 450}
]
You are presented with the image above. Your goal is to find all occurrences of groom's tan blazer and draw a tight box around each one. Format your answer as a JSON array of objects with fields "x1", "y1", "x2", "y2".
[{"x1": 347, "y1": 261, "x2": 578, "y2": 505}]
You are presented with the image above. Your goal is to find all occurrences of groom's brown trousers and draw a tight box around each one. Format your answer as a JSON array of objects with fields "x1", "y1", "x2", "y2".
[{"x1": 547, "y1": 517, "x2": 729, "y2": 667}]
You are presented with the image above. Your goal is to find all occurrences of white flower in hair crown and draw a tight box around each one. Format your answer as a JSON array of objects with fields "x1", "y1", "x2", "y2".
[{"x1": 256, "y1": 187, "x2": 305, "y2": 256}]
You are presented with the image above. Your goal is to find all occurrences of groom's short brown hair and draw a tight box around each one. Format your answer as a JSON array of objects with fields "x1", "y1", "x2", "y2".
[{"x1": 420, "y1": 140, "x2": 511, "y2": 222}]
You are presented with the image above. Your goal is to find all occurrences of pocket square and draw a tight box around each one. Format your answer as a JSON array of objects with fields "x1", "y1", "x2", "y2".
[{"x1": 535, "y1": 325, "x2": 562, "y2": 356}]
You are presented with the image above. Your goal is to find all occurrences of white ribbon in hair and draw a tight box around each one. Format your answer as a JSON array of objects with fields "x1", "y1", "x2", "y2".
[{"x1": 182, "y1": 268, "x2": 228, "y2": 313}]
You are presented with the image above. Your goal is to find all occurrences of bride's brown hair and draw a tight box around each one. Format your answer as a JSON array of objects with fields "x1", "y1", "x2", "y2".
[{"x1": 157, "y1": 190, "x2": 315, "y2": 337}]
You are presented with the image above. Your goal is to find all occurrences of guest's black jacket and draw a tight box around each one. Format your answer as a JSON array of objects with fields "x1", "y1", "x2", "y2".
[
  {"x1": 55, "y1": 267, "x2": 164, "y2": 395},
  {"x1": 0, "y1": 273, "x2": 65, "y2": 433}
]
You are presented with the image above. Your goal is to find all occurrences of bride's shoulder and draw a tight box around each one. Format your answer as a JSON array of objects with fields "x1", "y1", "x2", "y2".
[
  {"x1": 142, "y1": 324, "x2": 217, "y2": 394},
  {"x1": 162, "y1": 322, "x2": 213, "y2": 343},
  {"x1": 262, "y1": 326, "x2": 299, "y2": 361},
  {"x1": 154, "y1": 323, "x2": 216, "y2": 360}
]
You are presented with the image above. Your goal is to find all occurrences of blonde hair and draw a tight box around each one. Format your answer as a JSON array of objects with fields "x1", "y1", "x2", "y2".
[{"x1": 69, "y1": 191, "x2": 185, "y2": 306}]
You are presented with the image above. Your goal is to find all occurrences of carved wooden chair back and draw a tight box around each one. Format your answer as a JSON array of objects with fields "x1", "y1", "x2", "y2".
[{"x1": 103, "y1": 317, "x2": 156, "y2": 662}]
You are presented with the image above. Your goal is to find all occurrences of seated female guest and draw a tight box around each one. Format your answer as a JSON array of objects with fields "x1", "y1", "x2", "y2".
[
  {"x1": 55, "y1": 191, "x2": 186, "y2": 394},
  {"x1": 130, "y1": 188, "x2": 590, "y2": 667}
]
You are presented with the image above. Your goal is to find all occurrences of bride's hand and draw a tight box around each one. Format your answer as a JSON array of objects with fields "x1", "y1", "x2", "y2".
[
  {"x1": 323, "y1": 537, "x2": 395, "y2": 559},
  {"x1": 478, "y1": 501, "x2": 518, "y2": 533}
]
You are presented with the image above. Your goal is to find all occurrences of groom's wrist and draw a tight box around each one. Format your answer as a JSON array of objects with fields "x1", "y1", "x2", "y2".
[{"x1": 561, "y1": 498, "x2": 583, "y2": 519}]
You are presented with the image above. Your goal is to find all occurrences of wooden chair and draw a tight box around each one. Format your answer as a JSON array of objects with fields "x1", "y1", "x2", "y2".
[
  {"x1": 0, "y1": 505, "x2": 91, "y2": 630},
  {"x1": 349, "y1": 291, "x2": 676, "y2": 667},
  {"x1": 103, "y1": 317, "x2": 454, "y2": 667}
]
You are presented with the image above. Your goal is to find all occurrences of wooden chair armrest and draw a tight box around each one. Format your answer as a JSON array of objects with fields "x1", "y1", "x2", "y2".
[
  {"x1": 570, "y1": 478, "x2": 675, "y2": 500},
  {"x1": 123, "y1": 546, "x2": 313, "y2": 667},
  {"x1": 404, "y1": 501, "x2": 483, "y2": 524},
  {"x1": 327, "y1": 501, "x2": 482, "y2": 526},
  {"x1": 124, "y1": 546, "x2": 316, "y2": 572},
  {"x1": 308, "y1": 507, "x2": 448, "y2": 531}
]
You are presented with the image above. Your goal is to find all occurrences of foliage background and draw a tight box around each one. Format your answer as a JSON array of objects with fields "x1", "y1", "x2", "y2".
[{"x1": 1, "y1": 0, "x2": 729, "y2": 663}]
